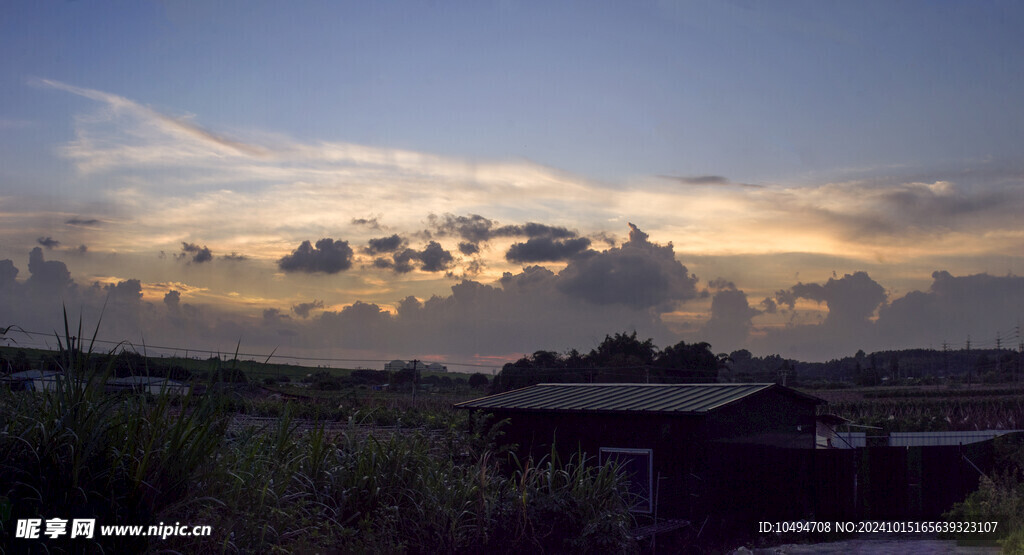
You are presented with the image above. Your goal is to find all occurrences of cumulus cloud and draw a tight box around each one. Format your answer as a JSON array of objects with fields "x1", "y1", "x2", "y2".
[
  {"x1": 748, "y1": 271, "x2": 889, "y2": 360},
  {"x1": 277, "y1": 238, "x2": 354, "y2": 274},
  {"x1": 876, "y1": 271, "x2": 1024, "y2": 348},
  {"x1": 505, "y1": 237, "x2": 592, "y2": 263},
  {"x1": 418, "y1": 241, "x2": 455, "y2": 272},
  {"x1": 180, "y1": 242, "x2": 213, "y2": 263},
  {"x1": 103, "y1": 279, "x2": 143, "y2": 304},
  {"x1": 375, "y1": 241, "x2": 454, "y2": 273},
  {"x1": 458, "y1": 242, "x2": 480, "y2": 256},
  {"x1": 775, "y1": 271, "x2": 886, "y2": 327},
  {"x1": 37, "y1": 237, "x2": 60, "y2": 249},
  {"x1": 291, "y1": 299, "x2": 324, "y2": 318},
  {"x1": 700, "y1": 281, "x2": 762, "y2": 351},
  {"x1": 555, "y1": 223, "x2": 698, "y2": 311},
  {"x1": 164, "y1": 290, "x2": 181, "y2": 307},
  {"x1": 365, "y1": 234, "x2": 405, "y2": 255},
  {"x1": 302, "y1": 267, "x2": 674, "y2": 357},
  {"x1": 428, "y1": 214, "x2": 580, "y2": 247},
  {"x1": 428, "y1": 214, "x2": 496, "y2": 244},
  {"x1": 0, "y1": 259, "x2": 18, "y2": 288},
  {"x1": 26, "y1": 247, "x2": 73, "y2": 293}
]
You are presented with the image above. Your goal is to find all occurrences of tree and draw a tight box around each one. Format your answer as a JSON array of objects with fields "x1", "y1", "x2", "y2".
[
  {"x1": 654, "y1": 341, "x2": 718, "y2": 382},
  {"x1": 468, "y1": 372, "x2": 490, "y2": 389}
]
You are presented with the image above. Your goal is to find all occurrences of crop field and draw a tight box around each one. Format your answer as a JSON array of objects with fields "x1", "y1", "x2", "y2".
[
  {"x1": 0, "y1": 377, "x2": 638, "y2": 553},
  {"x1": 4, "y1": 321, "x2": 1024, "y2": 552},
  {"x1": 807, "y1": 384, "x2": 1024, "y2": 432}
]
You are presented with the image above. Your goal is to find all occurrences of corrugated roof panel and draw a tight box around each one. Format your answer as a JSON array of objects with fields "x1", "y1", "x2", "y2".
[{"x1": 455, "y1": 383, "x2": 820, "y2": 414}]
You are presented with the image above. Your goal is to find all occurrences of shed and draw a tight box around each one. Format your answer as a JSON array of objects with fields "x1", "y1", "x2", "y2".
[{"x1": 455, "y1": 382, "x2": 825, "y2": 520}]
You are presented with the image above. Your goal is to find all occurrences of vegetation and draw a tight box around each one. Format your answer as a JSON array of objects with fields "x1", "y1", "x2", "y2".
[
  {"x1": 943, "y1": 433, "x2": 1024, "y2": 551},
  {"x1": 491, "y1": 332, "x2": 725, "y2": 392},
  {"x1": 0, "y1": 317, "x2": 638, "y2": 553}
]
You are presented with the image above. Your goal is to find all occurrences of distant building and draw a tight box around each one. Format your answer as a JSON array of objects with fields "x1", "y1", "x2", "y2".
[
  {"x1": 384, "y1": 359, "x2": 444, "y2": 372},
  {"x1": 1, "y1": 370, "x2": 63, "y2": 391},
  {"x1": 105, "y1": 376, "x2": 191, "y2": 395},
  {"x1": 427, "y1": 362, "x2": 447, "y2": 373},
  {"x1": 407, "y1": 360, "x2": 428, "y2": 371}
]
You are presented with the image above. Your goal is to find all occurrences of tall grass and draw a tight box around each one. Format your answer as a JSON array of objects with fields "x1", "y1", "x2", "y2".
[{"x1": 1, "y1": 314, "x2": 638, "y2": 553}]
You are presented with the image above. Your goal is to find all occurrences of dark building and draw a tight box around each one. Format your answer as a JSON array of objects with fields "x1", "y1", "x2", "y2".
[{"x1": 455, "y1": 383, "x2": 825, "y2": 521}]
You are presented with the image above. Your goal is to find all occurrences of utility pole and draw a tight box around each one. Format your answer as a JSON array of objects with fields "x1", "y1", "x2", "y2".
[
  {"x1": 942, "y1": 342, "x2": 949, "y2": 378},
  {"x1": 966, "y1": 336, "x2": 972, "y2": 386},
  {"x1": 411, "y1": 359, "x2": 419, "y2": 400},
  {"x1": 996, "y1": 332, "x2": 1002, "y2": 375},
  {"x1": 1017, "y1": 325, "x2": 1023, "y2": 384}
]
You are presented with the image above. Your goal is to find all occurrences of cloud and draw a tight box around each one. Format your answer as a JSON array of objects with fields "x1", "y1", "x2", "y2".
[
  {"x1": 303, "y1": 267, "x2": 675, "y2": 357},
  {"x1": 428, "y1": 214, "x2": 581, "y2": 246},
  {"x1": 775, "y1": 271, "x2": 886, "y2": 327},
  {"x1": 291, "y1": 299, "x2": 325, "y2": 318},
  {"x1": 35, "y1": 78, "x2": 271, "y2": 162},
  {"x1": 65, "y1": 218, "x2": 102, "y2": 227},
  {"x1": 417, "y1": 241, "x2": 455, "y2": 272},
  {"x1": 365, "y1": 234, "x2": 405, "y2": 255},
  {"x1": 658, "y1": 175, "x2": 764, "y2": 188},
  {"x1": 37, "y1": 237, "x2": 60, "y2": 249},
  {"x1": 428, "y1": 214, "x2": 496, "y2": 244},
  {"x1": 700, "y1": 281, "x2": 762, "y2": 352},
  {"x1": 277, "y1": 238, "x2": 354, "y2": 274},
  {"x1": 180, "y1": 242, "x2": 213, "y2": 264},
  {"x1": 164, "y1": 290, "x2": 181, "y2": 307},
  {"x1": 263, "y1": 308, "x2": 290, "y2": 322},
  {"x1": 222, "y1": 252, "x2": 248, "y2": 261},
  {"x1": 26, "y1": 247, "x2": 73, "y2": 293},
  {"x1": 876, "y1": 271, "x2": 1024, "y2": 348},
  {"x1": 458, "y1": 242, "x2": 480, "y2": 255},
  {"x1": 103, "y1": 278, "x2": 143, "y2": 304},
  {"x1": 352, "y1": 217, "x2": 382, "y2": 230},
  {"x1": 0, "y1": 259, "x2": 18, "y2": 287},
  {"x1": 505, "y1": 237, "x2": 592, "y2": 263},
  {"x1": 555, "y1": 223, "x2": 698, "y2": 311},
  {"x1": 375, "y1": 241, "x2": 454, "y2": 273}
]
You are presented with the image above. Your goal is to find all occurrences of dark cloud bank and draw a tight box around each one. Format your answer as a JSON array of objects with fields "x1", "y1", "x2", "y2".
[{"x1": 2, "y1": 231, "x2": 1023, "y2": 362}]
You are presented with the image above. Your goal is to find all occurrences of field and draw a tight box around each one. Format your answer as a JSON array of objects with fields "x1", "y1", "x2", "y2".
[
  {"x1": 0, "y1": 375, "x2": 638, "y2": 553},
  {"x1": 806, "y1": 383, "x2": 1024, "y2": 432},
  {"x1": 5, "y1": 328, "x2": 1024, "y2": 552}
]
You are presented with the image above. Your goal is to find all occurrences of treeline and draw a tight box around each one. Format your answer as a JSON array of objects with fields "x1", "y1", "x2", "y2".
[
  {"x1": 794, "y1": 348, "x2": 1024, "y2": 385},
  {"x1": 493, "y1": 332, "x2": 804, "y2": 393},
  {"x1": 1, "y1": 349, "x2": 200, "y2": 381}
]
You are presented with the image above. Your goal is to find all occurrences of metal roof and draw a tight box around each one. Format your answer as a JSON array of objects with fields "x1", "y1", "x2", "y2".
[{"x1": 454, "y1": 383, "x2": 823, "y2": 415}]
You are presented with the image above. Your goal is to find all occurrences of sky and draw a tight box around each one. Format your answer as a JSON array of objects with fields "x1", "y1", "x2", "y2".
[{"x1": 2, "y1": 1, "x2": 1024, "y2": 370}]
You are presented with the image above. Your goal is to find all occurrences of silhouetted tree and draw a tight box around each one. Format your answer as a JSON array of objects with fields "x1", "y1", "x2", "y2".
[{"x1": 468, "y1": 372, "x2": 490, "y2": 388}]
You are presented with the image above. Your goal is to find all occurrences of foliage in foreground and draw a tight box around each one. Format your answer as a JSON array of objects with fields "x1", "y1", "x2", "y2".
[
  {"x1": 0, "y1": 337, "x2": 637, "y2": 553},
  {"x1": 943, "y1": 433, "x2": 1024, "y2": 552}
]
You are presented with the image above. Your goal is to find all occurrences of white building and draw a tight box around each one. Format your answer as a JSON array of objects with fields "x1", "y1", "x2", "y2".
[{"x1": 385, "y1": 360, "x2": 406, "y2": 372}]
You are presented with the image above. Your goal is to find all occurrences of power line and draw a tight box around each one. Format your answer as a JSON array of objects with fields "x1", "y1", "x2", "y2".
[{"x1": 0, "y1": 327, "x2": 500, "y2": 370}]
